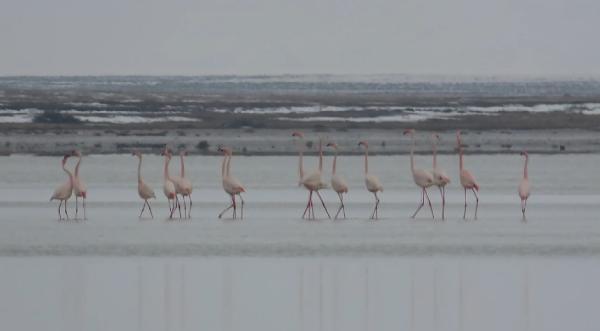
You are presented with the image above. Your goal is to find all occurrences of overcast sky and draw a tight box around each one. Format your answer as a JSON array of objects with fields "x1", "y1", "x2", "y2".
[{"x1": 1, "y1": 0, "x2": 599, "y2": 76}]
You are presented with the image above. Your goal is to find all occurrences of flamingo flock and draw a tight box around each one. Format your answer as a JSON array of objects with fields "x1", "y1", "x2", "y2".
[{"x1": 49, "y1": 130, "x2": 531, "y2": 221}]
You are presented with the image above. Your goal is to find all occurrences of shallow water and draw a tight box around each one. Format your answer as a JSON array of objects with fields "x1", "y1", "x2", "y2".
[{"x1": 1, "y1": 154, "x2": 599, "y2": 330}]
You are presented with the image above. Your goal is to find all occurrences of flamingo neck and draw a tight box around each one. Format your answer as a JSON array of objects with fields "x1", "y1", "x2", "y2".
[
  {"x1": 297, "y1": 143, "x2": 304, "y2": 180},
  {"x1": 63, "y1": 161, "x2": 73, "y2": 187},
  {"x1": 363, "y1": 147, "x2": 369, "y2": 174},
  {"x1": 221, "y1": 154, "x2": 227, "y2": 178},
  {"x1": 74, "y1": 155, "x2": 82, "y2": 177},
  {"x1": 432, "y1": 140, "x2": 438, "y2": 168},
  {"x1": 226, "y1": 153, "x2": 232, "y2": 177},
  {"x1": 137, "y1": 156, "x2": 142, "y2": 183},
  {"x1": 164, "y1": 156, "x2": 171, "y2": 181},
  {"x1": 523, "y1": 155, "x2": 529, "y2": 179},
  {"x1": 409, "y1": 134, "x2": 415, "y2": 173},
  {"x1": 180, "y1": 154, "x2": 185, "y2": 178},
  {"x1": 318, "y1": 139, "x2": 323, "y2": 172},
  {"x1": 459, "y1": 149, "x2": 464, "y2": 171},
  {"x1": 332, "y1": 150, "x2": 337, "y2": 175}
]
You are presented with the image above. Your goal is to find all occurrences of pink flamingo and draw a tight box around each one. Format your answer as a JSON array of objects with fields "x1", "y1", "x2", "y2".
[
  {"x1": 160, "y1": 147, "x2": 178, "y2": 219},
  {"x1": 518, "y1": 151, "x2": 531, "y2": 219},
  {"x1": 457, "y1": 131, "x2": 480, "y2": 220},
  {"x1": 71, "y1": 150, "x2": 87, "y2": 220},
  {"x1": 326, "y1": 142, "x2": 349, "y2": 219},
  {"x1": 133, "y1": 150, "x2": 156, "y2": 218},
  {"x1": 50, "y1": 154, "x2": 74, "y2": 220},
  {"x1": 292, "y1": 132, "x2": 330, "y2": 220},
  {"x1": 217, "y1": 146, "x2": 246, "y2": 219},
  {"x1": 177, "y1": 150, "x2": 193, "y2": 218},
  {"x1": 358, "y1": 141, "x2": 383, "y2": 219},
  {"x1": 431, "y1": 134, "x2": 451, "y2": 220},
  {"x1": 403, "y1": 129, "x2": 435, "y2": 219}
]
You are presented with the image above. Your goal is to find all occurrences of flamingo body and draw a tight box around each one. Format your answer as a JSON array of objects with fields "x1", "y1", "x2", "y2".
[{"x1": 519, "y1": 151, "x2": 531, "y2": 218}]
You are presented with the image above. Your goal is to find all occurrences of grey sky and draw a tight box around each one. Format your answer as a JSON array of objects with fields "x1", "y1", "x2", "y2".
[{"x1": 1, "y1": 0, "x2": 599, "y2": 76}]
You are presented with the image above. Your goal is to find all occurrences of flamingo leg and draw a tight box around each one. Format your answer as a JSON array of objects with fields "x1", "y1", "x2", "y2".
[
  {"x1": 58, "y1": 200, "x2": 63, "y2": 220},
  {"x1": 175, "y1": 195, "x2": 182, "y2": 219},
  {"x1": 411, "y1": 189, "x2": 425, "y2": 219},
  {"x1": 371, "y1": 192, "x2": 380, "y2": 220},
  {"x1": 139, "y1": 201, "x2": 147, "y2": 218},
  {"x1": 218, "y1": 195, "x2": 235, "y2": 219},
  {"x1": 334, "y1": 193, "x2": 345, "y2": 220},
  {"x1": 167, "y1": 199, "x2": 173, "y2": 218},
  {"x1": 375, "y1": 192, "x2": 380, "y2": 219},
  {"x1": 463, "y1": 188, "x2": 468, "y2": 220},
  {"x1": 302, "y1": 191, "x2": 313, "y2": 219},
  {"x1": 83, "y1": 198, "x2": 87, "y2": 220},
  {"x1": 64, "y1": 199, "x2": 69, "y2": 220},
  {"x1": 169, "y1": 198, "x2": 177, "y2": 219},
  {"x1": 181, "y1": 195, "x2": 187, "y2": 219},
  {"x1": 147, "y1": 200, "x2": 154, "y2": 218},
  {"x1": 310, "y1": 198, "x2": 315, "y2": 220},
  {"x1": 424, "y1": 188, "x2": 435, "y2": 219},
  {"x1": 188, "y1": 195, "x2": 192, "y2": 218},
  {"x1": 315, "y1": 191, "x2": 331, "y2": 219},
  {"x1": 440, "y1": 186, "x2": 446, "y2": 221},
  {"x1": 232, "y1": 194, "x2": 237, "y2": 219},
  {"x1": 75, "y1": 196, "x2": 79, "y2": 219},
  {"x1": 239, "y1": 194, "x2": 245, "y2": 220},
  {"x1": 471, "y1": 189, "x2": 479, "y2": 220}
]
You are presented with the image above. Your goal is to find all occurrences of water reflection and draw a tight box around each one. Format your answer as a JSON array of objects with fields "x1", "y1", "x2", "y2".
[{"x1": 1, "y1": 257, "x2": 599, "y2": 331}]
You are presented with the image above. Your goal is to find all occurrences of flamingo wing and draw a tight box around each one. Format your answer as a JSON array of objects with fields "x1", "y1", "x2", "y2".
[{"x1": 366, "y1": 174, "x2": 383, "y2": 192}]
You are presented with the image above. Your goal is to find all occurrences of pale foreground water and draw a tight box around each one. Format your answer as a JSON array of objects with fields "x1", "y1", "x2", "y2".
[{"x1": 1, "y1": 154, "x2": 599, "y2": 330}]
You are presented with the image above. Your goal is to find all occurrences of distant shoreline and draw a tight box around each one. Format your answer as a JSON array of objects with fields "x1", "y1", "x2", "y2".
[{"x1": 1, "y1": 127, "x2": 598, "y2": 156}]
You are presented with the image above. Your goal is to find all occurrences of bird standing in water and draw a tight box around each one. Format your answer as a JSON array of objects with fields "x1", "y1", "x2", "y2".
[
  {"x1": 133, "y1": 150, "x2": 155, "y2": 218},
  {"x1": 358, "y1": 141, "x2": 383, "y2": 220},
  {"x1": 50, "y1": 154, "x2": 74, "y2": 220}
]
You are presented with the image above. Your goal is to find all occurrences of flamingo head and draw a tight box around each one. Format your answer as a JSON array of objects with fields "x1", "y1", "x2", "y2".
[
  {"x1": 438, "y1": 174, "x2": 451, "y2": 184},
  {"x1": 217, "y1": 146, "x2": 232, "y2": 155},
  {"x1": 326, "y1": 142, "x2": 338, "y2": 149},
  {"x1": 70, "y1": 149, "x2": 81, "y2": 157},
  {"x1": 292, "y1": 131, "x2": 304, "y2": 138},
  {"x1": 520, "y1": 150, "x2": 528, "y2": 157},
  {"x1": 431, "y1": 133, "x2": 440, "y2": 142},
  {"x1": 403, "y1": 128, "x2": 415, "y2": 136},
  {"x1": 131, "y1": 150, "x2": 141, "y2": 157},
  {"x1": 160, "y1": 146, "x2": 173, "y2": 158},
  {"x1": 358, "y1": 141, "x2": 368, "y2": 148},
  {"x1": 180, "y1": 150, "x2": 188, "y2": 157}
]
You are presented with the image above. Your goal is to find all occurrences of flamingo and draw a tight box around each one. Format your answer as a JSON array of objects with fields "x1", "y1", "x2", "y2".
[
  {"x1": 457, "y1": 131, "x2": 480, "y2": 220},
  {"x1": 518, "y1": 151, "x2": 531, "y2": 219},
  {"x1": 177, "y1": 150, "x2": 193, "y2": 218},
  {"x1": 162, "y1": 147, "x2": 185, "y2": 218},
  {"x1": 217, "y1": 146, "x2": 246, "y2": 219},
  {"x1": 358, "y1": 141, "x2": 383, "y2": 219},
  {"x1": 292, "y1": 131, "x2": 330, "y2": 220},
  {"x1": 161, "y1": 148, "x2": 178, "y2": 219},
  {"x1": 133, "y1": 150, "x2": 156, "y2": 218},
  {"x1": 403, "y1": 129, "x2": 435, "y2": 219},
  {"x1": 326, "y1": 142, "x2": 349, "y2": 219},
  {"x1": 50, "y1": 154, "x2": 74, "y2": 220},
  {"x1": 431, "y1": 134, "x2": 451, "y2": 220},
  {"x1": 71, "y1": 150, "x2": 87, "y2": 220}
]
